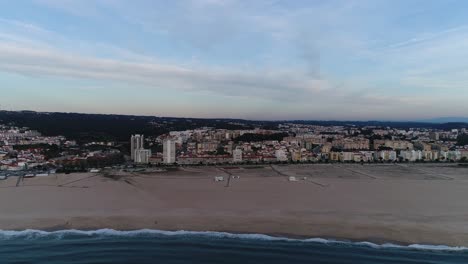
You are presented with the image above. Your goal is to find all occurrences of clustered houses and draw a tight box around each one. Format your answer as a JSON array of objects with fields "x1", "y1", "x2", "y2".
[
  {"x1": 0, "y1": 127, "x2": 66, "y2": 146},
  {"x1": 0, "y1": 148, "x2": 46, "y2": 171},
  {"x1": 2, "y1": 123, "x2": 468, "y2": 172},
  {"x1": 0, "y1": 127, "x2": 60, "y2": 171},
  {"x1": 0, "y1": 125, "x2": 122, "y2": 173},
  {"x1": 148, "y1": 125, "x2": 468, "y2": 165}
]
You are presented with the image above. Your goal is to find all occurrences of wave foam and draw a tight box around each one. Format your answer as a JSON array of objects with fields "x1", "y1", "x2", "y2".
[{"x1": 0, "y1": 229, "x2": 466, "y2": 252}]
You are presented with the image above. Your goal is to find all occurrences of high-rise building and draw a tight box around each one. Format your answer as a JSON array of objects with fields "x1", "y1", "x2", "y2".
[
  {"x1": 130, "y1": 134, "x2": 144, "y2": 160},
  {"x1": 134, "y1": 149, "x2": 151, "y2": 164},
  {"x1": 163, "y1": 138, "x2": 176, "y2": 164}
]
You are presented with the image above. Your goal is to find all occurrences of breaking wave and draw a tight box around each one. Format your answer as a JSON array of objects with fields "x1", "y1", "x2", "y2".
[{"x1": 0, "y1": 229, "x2": 466, "y2": 252}]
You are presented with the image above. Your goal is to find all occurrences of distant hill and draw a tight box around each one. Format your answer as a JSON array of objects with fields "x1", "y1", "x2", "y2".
[
  {"x1": 0, "y1": 110, "x2": 255, "y2": 143},
  {"x1": 1, "y1": 110, "x2": 467, "y2": 144},
  {"x1": 419, "y1": 117, "x2": 468, "y2": 123}
]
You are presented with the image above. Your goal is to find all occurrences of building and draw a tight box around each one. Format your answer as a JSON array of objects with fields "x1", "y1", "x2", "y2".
[
  {"x1": 374, "y1": 140, "x2": 413, "y2": 150},
  {"x1": 333, "y1": 139, "x2": 369, "y2": 150},
  {"x1": 134, "y1": 149, "x2": 151, "y2": 164},
  {"x1": 275, "y1": 149, "x2": 288, "y2": 162},
  {"x1": 447, "y1": 150, "x2": 461, "y2": 161},
  {"x1": 374, "y1": 150, "x2": 397, "y2": 161},
  {"x1": 422, "y1": 150, "x2": 439, "y2": 161},
  {"x1": 130, "y1": 135, "x2": 144, "y2": 160},
  {"x1": 197, "y1": 141, "x2": 219, "y2": 154},
  {"x1": 291, "y1": 149, "x2": 302, "y2": 162},
  {"x1": 429, "y1": 132, "x2": 440, "y2": 141},
  {"x1": 329, "y1": 152, "x2": 341, "y2": 161},
  {"x1": 400, "y1": 150, "x2": 422, "y2": 161},
  {"x1": 320, "y1": 143, "x2": 332, "y2": 153},
  {"x1": 163, "y1": 138, "x2": 176, "y2": 164},
  {"x1": 414, "y1": 142, "x2": 432, "y2": 151},
  {"x1": 232, "y1": 148, "x2": 243, "y2": 163},
  {"x1": 342, "y1": 152, "x2": 354, "y2": 161}
]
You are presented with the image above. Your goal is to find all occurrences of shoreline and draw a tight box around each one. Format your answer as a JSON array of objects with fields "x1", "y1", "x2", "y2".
[
  {"x1": 1, "y1": 164, "x2": 468, "y2": 247},
  {"x1": 1, "y1": 224, "x2": 466, "y2": 251},
  {"x1": 1, "y1": 214, "x2": 466, "y2": 247}
]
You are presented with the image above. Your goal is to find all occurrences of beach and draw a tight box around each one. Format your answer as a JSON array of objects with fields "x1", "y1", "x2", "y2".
[{"x1": 1, "y1": 164, "x2": 468, "y2": 246}]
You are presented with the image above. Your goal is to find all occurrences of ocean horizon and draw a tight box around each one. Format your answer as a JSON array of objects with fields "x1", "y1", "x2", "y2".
[{"x1": 1, "y1": 229, "x2": 467, "y2": 264}]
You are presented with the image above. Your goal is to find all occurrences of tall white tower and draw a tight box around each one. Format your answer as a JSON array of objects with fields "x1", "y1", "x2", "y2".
[
  {"x1": 130, "y1": 134, "x2": 144, "y2": 160},
  {"x1": 163, "y1": 138, "x2": 176, "y2": 164}
]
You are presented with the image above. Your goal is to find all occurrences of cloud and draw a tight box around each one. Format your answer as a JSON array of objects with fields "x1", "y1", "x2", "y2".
[
  {"x1": 0, "y1": 11, "x2": 337, "y2": 104},
  {"x1": 0, "y1": 43, "x2": 329, "y2": 101},
  {"x1": 364, "y1": 25, "x2": 468, "y2": 93}
]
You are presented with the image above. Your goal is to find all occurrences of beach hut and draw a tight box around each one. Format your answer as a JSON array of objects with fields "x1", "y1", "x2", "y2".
[
  {"x1": 214, "y1": 176, "x2": 224, "y2": 182},
  {"x1": 288, "y1": 176, "x2": 297, "y2": 182}
]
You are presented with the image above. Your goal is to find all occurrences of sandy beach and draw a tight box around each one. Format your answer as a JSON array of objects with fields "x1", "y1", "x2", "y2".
[{"x1": 1, "y1": 164, "x2": 468, "y2": 246}]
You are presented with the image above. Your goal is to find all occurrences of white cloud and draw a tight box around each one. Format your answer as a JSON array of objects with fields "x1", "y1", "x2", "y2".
[{"x1": 0, "y1": 43, "x2": 329, "y2": 100}]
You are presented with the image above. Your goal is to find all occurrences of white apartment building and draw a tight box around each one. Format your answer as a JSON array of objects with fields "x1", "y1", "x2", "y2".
[
  {"x1": 134, "y1": 149, "x2": 151, "y2": 164},
  {"x1": 130, "y1": 134, "x2": 144, "y2": 160},
  {"x1": 400, "y1": 150, "x2": 422, "y2": 161},
  {"x1": 232, "y1": 148, "x2": 243, "y2": 163},
  {"x1": 342, "y1": 152, "x2": 354, "y2": 161},
  {"x1": 163, "y1": 139, "x2": 176, "y2": 164},
  {"x1": 275, "y1": 149, "x2": 288, "y2": 161}
]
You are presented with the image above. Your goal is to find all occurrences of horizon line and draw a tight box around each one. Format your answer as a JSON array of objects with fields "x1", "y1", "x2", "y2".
[{"x1": 1, "y1": 109, "x2": 467, "y2": 124}]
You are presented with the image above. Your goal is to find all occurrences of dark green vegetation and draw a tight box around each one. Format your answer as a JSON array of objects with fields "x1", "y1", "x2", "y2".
[
  {"x1": 457, "y1": 134, "x2": 468, "y2": 146},
  {"x1": 0, "y1": 111, "x2": 255, "y2": 143}
]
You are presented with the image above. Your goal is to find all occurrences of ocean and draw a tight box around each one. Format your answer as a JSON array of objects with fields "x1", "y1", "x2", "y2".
[{"x1": 0, "y1": 229, "x2": 467, "y2": 264}]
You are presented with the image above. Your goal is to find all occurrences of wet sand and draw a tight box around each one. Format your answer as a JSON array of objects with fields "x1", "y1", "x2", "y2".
[{"x1": 1, "y1": 164, "x2": 468, "y2": 246}]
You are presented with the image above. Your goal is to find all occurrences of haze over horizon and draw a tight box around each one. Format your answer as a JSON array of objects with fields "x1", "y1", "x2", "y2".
[{"x1": 1, "y1": 0, "x2": 468, "y2": 120}]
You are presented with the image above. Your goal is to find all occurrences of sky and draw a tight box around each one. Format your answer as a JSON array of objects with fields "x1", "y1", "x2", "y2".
[{"x1": 1, "y1": 0, "x2": 468, "y2": 120}]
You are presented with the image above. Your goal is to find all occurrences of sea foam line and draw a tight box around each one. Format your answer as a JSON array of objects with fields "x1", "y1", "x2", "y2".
[{"x1": 0, "y1": 229, "x2": 466, "y2": 252}]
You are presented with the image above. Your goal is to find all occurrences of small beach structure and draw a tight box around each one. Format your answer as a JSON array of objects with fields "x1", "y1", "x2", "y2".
[
  {"x1": 214, "y1": 176, "x2": 224, "y2": 182},
  {"x1": 288, "y1": 176, "x2": 297, "y2": 182}
]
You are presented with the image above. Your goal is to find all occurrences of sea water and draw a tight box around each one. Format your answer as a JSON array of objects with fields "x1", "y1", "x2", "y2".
[{"x1": 0, "y1": 229, "x2": 467, "y2": 264}]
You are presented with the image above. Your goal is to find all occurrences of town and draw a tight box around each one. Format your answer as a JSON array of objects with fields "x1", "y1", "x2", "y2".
[
  {"x1": 1, "y1": 120, "x2": 468, "y2": 178},
  {"x1": 134, "y1": 124, "x2": 468, "y2": 165}
]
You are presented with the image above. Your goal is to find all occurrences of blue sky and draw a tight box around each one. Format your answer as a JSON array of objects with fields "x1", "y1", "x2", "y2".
[{"x1": 1, "y1": 0, "x2": 468, "y2": 120}]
